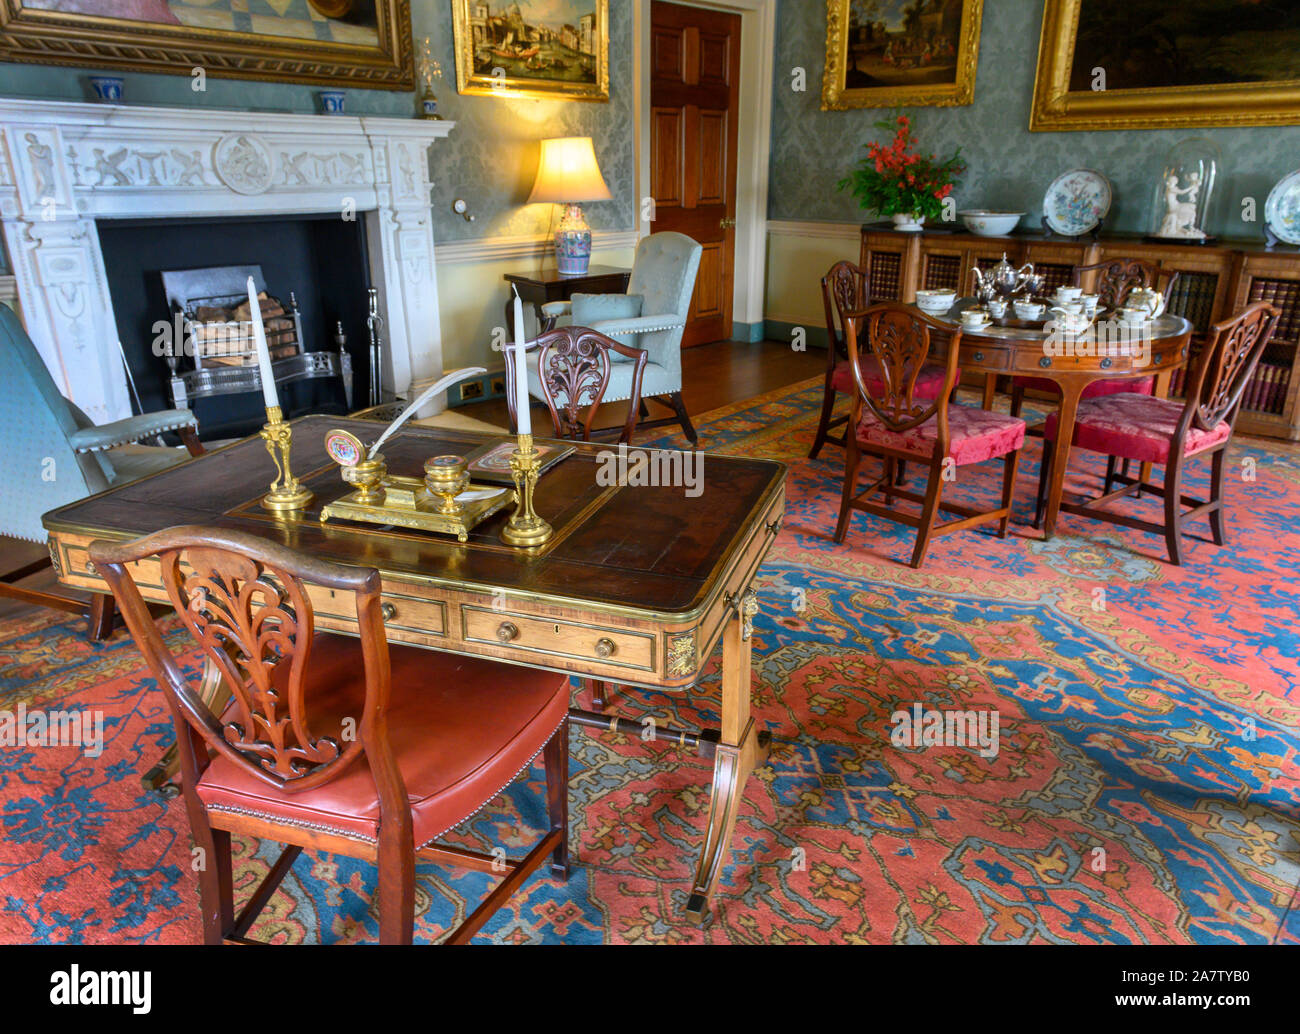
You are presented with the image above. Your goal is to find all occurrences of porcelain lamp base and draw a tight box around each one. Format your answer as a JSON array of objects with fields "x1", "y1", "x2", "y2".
[{"x1": 555, "y1": 203, "x2": 593, "y2": 276}]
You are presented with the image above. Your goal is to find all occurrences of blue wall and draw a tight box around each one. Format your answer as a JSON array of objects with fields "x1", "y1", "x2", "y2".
[
  {"x1": 0, "y1": 2, "x2": 637, "y2": 244},
  {"x1": 768, "y1": 0, "x2": 1300, "y2": 239}
]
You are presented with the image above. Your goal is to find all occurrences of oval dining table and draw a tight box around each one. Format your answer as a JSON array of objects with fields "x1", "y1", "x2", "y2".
[{"x1": 920, "y1": 298, "x2": 1194, "y2": 537}]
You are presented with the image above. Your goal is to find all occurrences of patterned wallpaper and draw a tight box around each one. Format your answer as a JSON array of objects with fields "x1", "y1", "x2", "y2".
[
  {"x1": 768, "y1": 0, "x2": 1300, "y2": 239},
  {"x1": 0, "y1": 3, "x2": 637, "y2": 244}
]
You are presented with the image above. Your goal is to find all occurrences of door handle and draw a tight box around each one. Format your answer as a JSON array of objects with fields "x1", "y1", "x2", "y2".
[{"x1": 719, "y1": 217, "x2": 735, "y2": 229}]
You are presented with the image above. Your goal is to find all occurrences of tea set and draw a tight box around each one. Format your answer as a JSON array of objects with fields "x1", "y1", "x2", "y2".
[{"x1": 925, "y1": 253, "x2": 1167, "y2": 334}]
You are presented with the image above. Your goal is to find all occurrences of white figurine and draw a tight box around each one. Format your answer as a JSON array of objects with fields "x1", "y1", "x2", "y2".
[{"x1": 1158, "y1": 170, "x2": 1206, "y2": 239}]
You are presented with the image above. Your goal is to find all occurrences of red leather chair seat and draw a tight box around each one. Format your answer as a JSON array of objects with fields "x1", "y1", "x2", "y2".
[
  {"x1": 1013, "y1": 374, "x2": 1156, "y2": 400},
  {"x1": 197, "y1": 633, "x2": 570, "y2": 848},
  {"x1": 831, "y1": 356, "x2": 947, "y2": 400},
  {"x1": 857, "y1": 404, "x2": 1026, "y2": 466},
  {"x1": 1044, "y1": 392, "x2": 1231, "y2": 465}
]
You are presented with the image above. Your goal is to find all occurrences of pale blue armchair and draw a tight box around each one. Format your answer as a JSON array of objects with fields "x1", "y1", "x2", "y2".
[
  {"x1": 0, "y1": 304, "x2": 203, "y2": 638},
  {"x1": 534, "y1": 231, "x2": 703, "y2": 444}
]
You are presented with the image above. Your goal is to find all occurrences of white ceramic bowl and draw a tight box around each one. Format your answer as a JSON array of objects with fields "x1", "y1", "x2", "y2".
[
  {"x1": 959, "y1": 210, "x2": 1025, "y2": 236},
  {"x1": 916, "y1": 289, "x2": 956, "y2": 312}
]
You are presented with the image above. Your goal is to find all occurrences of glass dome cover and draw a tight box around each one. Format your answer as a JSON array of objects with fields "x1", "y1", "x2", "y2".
[{"x1": 1150, "y1": 138, "x2": 1221, "y2": 242}]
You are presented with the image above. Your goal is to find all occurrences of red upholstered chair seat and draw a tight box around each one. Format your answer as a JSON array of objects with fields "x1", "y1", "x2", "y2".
[
  {"x1": 832, "y1": 355, "x2": 947, "y2": 400},
  {"x1": 1014, "y1": 374, "x2": 1156, "y2": 399},
  {"x1": 197, "y1": 633, "x2": 570, "y2": 848},
  {"x1": 1044, "y1": 392, "x2": 1232, "y2": 465},
  {"x1": 857, "y1": 404, "x2": 1026, "y2": 466}
]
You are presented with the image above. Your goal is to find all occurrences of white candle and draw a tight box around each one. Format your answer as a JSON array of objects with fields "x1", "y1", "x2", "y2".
[
  {"x1": 248, "y1": 276, "x2": 279, "y2": 412},
  {"x1": 512, "y1": 288, "x2": 531, "y2": 436}
]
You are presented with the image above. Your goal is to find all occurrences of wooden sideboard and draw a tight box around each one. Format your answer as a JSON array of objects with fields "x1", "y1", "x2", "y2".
[{"x1": 859, "y1": 225, "x2": 1300, "y2": 441}]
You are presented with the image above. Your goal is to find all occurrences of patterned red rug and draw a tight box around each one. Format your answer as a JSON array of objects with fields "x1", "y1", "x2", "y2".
[{"x1": 2, "y1": 379, "x2": 1298, "y2": 944}]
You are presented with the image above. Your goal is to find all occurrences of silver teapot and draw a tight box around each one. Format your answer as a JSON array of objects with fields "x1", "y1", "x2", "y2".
[{"x1": 972, "y1": 253, "x2": 1040, "y2": 301}]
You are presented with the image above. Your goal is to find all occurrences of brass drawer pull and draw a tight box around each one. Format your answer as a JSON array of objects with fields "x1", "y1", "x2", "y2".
[
  {"x1": 380, "y1": 602, "x2": 396, "y2": 622},
  {"x1": 497, "y1": 621, "x2": 519, "y2": 643},
  {"x1": 595, "y1": 637, "x2": 616, "y2": 658}
]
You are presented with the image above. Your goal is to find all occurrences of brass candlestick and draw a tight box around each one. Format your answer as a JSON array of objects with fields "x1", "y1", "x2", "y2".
[
  {"x1": 259, "y1": 406, "x2": 314, "y2": 513},
  {"x1": 501, "y1": 434, "x2": 552, "y2": 547}
]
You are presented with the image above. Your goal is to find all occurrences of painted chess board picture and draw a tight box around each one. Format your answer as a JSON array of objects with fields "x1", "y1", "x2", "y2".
[
  {"x1": 452, "y1": 0, "x2": 609, "y2": 102},
  {"x1": 0, "y1": 0, "x2": 413, "y2": 88}
]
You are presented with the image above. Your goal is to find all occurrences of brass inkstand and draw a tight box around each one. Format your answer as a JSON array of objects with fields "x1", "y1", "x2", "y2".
[{"x1": 319, "y1": 429, "x2": 512, "y2": 542}]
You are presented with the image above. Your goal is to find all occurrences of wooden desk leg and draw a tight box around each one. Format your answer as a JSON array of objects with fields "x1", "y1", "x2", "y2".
[
  {"x1": 140, "y1": 654, "x2": 234, "y2": 793},
  {"x1": 981, "y1": 373, "x2": 998, "y2": 410},
  {"x1": 1042, "y1": 381, "x2": 1085, "y2": 539},
  {"x1": 684, "y1": 592, "x2": 770, "y2": 925}
]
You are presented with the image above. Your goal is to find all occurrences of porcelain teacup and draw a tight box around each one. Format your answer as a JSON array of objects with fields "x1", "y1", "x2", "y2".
[
  {"x1": 1053, "y1": 300, "x2": 1084, "y2": 317},
  {"x1": 1050, "y1": 307, "x2": 1091, "y2": 334},
  {"x1": 1013, "y1": 300, "x2": 1044, "y2": 320},
  {"x1": 960, "y1": 307, "x2": 991, "y2": 329},
  {"x1": 1080, "y1": 293, "x2": 1100, "y2": 315},
  {"x1": 1116, "y1": 306, "x2": 1149, "y2": 325},
  {"x1": 1053, "y1": 286, "x2": 1083, "y2": 303},
  {"x1": 986, "y1": 299, "x2": 1007, "y2": 319}
]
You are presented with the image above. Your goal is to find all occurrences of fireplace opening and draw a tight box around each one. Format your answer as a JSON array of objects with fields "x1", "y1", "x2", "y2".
[{"x1": 97, "y1": 213, "x2": 374, "y2": 440}]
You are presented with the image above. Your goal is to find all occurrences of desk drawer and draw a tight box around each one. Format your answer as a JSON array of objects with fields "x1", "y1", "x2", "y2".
[
  {"x1": 461, "y1": 605, "x2": 656, "y2": 672},
  {"x1": 959, "y1": 344, "x2": 1010, "y2": 371}
]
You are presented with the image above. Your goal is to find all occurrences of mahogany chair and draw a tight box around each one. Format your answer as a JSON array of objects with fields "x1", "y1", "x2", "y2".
[
  {"x1": 1034, "y1": 301, "x2": 1279, "y2": 564},
  {"x1": 507, "y1": 326, "x2": 649, "y2": 444},
  {"x1": 91, "y1": 526, "x2": 572, "y2": 945},
  {"x1": 834, "y1": 303, "x2": 1027, "y2": 568},
  {"x1": 809, "y1": 260, "x2": 947, "y2": 461},
  {"x1": 1010, "y1": 257, "x2": 1181, "y2": 421}
]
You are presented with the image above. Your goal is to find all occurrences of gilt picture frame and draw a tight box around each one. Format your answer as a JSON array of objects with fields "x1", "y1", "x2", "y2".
[
  {"x1": 0, "y1": 0, "x2": 413, "y2": 90},
  {"x1": 821, "y1": 0, "x2": 983, "y2": 111},
  {"x1": 1030, "y1": 0, "x2": 1300, "y2": 131},
  {"x1": 451, "y1": 0, "x2": 609, "y2": 103}
]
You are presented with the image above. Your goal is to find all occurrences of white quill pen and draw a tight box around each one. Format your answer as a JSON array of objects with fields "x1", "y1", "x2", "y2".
[{"x1": 367, "y1": 366, "x2": 487, "y2": 459}]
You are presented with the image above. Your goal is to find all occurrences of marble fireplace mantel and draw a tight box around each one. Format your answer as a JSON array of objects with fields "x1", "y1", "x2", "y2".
[{"x1": 0, "y1": 98, "x2": 454, "y2": 424}]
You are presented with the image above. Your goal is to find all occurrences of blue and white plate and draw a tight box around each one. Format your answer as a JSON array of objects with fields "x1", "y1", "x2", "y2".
[
  {"x1": 1042, "y1": 169, "x2": 1112, "y2": 237},
  {"x1": 1264, "y1": 169, "x2": 1300, "y2": 245}
]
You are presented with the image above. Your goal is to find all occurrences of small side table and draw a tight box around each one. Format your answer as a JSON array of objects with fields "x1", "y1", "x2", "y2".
[{"x1": 504, "y1": 265, "x2": 631, "y2": 338}]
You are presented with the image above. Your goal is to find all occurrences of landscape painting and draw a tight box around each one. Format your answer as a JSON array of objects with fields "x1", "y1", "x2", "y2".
[
  {"x1": 0, "y1": 0, "x2": 412, "y2": 87},
  {"x1": 1032, "y1": 0, "x2": 1300, "y2": 130},
  {"x1": 452, "y1": 0, "x2": 609, "y2": 102},
  {"x1": 822, "y1": 0, "x2": 983, "y2": 110},
  {"x1": 1068, "y1": 0, "x2": 1300, "y2": 91}
]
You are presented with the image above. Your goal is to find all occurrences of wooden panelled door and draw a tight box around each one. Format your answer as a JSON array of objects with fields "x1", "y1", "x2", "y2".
[{"x1": 650, "y1": 1, "x2": 741, "y2": 347}]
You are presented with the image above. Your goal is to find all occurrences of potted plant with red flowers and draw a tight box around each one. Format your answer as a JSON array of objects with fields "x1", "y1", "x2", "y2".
[{"x1": 838, "y1": 115, "x2": 965, "y2": 231}]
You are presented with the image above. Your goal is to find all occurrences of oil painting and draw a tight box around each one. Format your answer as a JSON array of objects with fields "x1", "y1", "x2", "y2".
[
  {"x1": 1032, "y1": 0, "x2": 1300, "y2": 130},
  {"x1": 0, "y1": 0, "x2": 412, "y2": 88},
  {"x1": 821, "y1": 0, "x2": 984, "y2": 110},
  {"x1": 452, "y1": 0, "x2": 609, "y2": 102}
]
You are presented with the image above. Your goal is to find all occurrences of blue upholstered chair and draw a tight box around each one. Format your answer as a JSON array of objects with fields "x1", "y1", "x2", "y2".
[
  {"x1": 0, "y1": 304, "x2": 204, "y2": 637},
  {"x1": 533, "y1": 231, "x2": 703, "y2": 444}
]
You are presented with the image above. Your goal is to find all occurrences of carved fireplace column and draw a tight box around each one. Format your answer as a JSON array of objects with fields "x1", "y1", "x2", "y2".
[
  {"x1": 0, "y1": 122, "x2": 129, "y2": 424},
  {"x1": 364, "y1": 127, "x2": 445, "y2": 414}
]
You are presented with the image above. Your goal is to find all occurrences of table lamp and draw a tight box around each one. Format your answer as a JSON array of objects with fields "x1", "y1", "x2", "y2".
[{"x1": 528, "y1": 136, "x2": 613, "y2": 276}]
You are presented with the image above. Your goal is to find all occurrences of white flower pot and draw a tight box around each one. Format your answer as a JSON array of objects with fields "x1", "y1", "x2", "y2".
[{"x1": 891, "y1": 212, "x2": 926, "y2": 232}]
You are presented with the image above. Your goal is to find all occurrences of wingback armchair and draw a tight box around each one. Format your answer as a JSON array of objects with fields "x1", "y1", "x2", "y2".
[
  {"x1": 535, "y1": 231, "x2": 702, "y2": 445},
  {"x1": 0, "y1": 304, "x2": 203, "y2": 638}
]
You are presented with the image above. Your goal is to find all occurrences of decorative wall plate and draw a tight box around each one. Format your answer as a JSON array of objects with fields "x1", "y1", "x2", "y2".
[
  {"x1": 1043, "y1": 169, "x2": 1113, "y2": 237},
  {"x1": 1264, "y1": 169, "x2": 1300, "y2": 245}
]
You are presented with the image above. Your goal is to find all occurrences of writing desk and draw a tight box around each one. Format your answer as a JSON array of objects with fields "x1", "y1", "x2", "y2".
[{"x1": 43, "y1": 415, "x2": 786, "y2": 924}]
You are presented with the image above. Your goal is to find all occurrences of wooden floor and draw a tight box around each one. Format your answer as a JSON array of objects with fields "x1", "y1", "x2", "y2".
[
  {"x1": 0, "y1": 338, "x2": 825, "y2": 626},
  {"x1": 463, "y1": 336, "x2": 823, "y2": 431}
]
